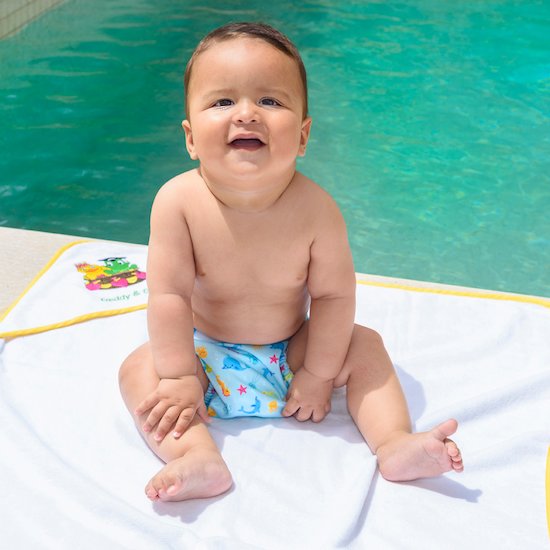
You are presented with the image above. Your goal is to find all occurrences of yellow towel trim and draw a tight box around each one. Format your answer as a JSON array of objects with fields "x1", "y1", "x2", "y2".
[
  {"x1": 0, "y1": 240, "x2": 147, "y2": 339},
  {"x1": 356, "y1": 279, "x2": 550, "y2": 309},
  {"x1": 0, "y1": 305, "x2": 147, "y2": 339},
  {"x1": 0, "y1": 240, "x2": 88, "y2": 323}
]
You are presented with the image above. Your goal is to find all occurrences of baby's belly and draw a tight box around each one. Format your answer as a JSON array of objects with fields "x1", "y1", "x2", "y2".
[{"x1": 192, "y1": 294, "x2": 309, "y2": 344}]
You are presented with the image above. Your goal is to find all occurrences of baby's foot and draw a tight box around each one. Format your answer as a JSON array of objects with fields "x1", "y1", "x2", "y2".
[
  {"x1": 145, "y1": 448, "x2": 232, "y2": 502},
  {"x1": 376, "y1": 419, "x2": 463, "y2": 482}
]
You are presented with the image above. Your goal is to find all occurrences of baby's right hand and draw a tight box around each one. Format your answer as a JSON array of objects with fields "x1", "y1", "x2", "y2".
[
  {"x1": 282, "y1": 367, "x2": 334, "y2": 422},
  {"x1": 135, "y1": 375, "x2": 210, "y2": 442}
]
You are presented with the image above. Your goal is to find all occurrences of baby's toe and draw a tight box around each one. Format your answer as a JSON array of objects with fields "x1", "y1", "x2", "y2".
[
  {"x1": 156, "y1": 470, "x2": 185, "y2": 500},
  {"x1": 452, "y1": 458, "x2": 464, "y2": 471},
  {"x1": 145, "y1": 481, "x2": 160, "y2": 501},
  {"x1": 147, "y1": 470, "x2": 172, "y2": 499},
  {"x1": 445, "y1": 439, "x2": 460, "y2": 457},
  {"x1": 443, "y1": 439, "x2": 463, "y2": 471},
  {"x1": 449, "y1": 449, "x2": 464, "y2": 470}
]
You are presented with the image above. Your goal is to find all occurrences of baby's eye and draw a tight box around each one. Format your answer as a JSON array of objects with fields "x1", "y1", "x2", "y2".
[
  {"x1": 213, "y1": 99, "x2": 233, "y2": 108},
  {"x1": 259, "y1": 97, "x2": 281, "y2": 107}
]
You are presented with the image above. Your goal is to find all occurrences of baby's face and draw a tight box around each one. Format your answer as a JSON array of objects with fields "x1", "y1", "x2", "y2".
[{"x1": 183, "y1": 37, "x2": 311, "y2": 191}]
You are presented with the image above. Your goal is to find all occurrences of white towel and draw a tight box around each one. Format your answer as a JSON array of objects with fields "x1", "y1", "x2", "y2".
[
  {"x1": 0, "y1": 241, "x2": 148, "y2": 338},
  {"x1": 1, "y1": 242, "x2": 549, "y2": 548}
]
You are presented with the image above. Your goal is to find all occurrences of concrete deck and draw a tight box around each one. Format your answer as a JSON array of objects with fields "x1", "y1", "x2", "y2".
[
  {"x1": 0, "y1": 0, "x2": 65, "y2": 40},
  {"x1": 1, "y1": 226, "x2": 102, "y2": 313},
  {"x1": 1, "y1": 226, "x2": 547, "y2": 315}
]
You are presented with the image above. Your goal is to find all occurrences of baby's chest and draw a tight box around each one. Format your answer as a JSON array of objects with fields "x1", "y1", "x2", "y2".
[
  {"x1": 194, "y1": 231, "x2": 309, "y2": 289},
  {"x1": 188, "y1": 203, "x2": 314, "y2": 288}
]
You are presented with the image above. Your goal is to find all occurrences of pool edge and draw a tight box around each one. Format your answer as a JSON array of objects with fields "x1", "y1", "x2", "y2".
[{"x1": 1, "y1": 226, "x2": 547, "y2": 315}]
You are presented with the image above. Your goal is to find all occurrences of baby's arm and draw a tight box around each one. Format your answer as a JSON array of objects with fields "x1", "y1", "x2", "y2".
[
  {"x1": 284, "y1": 197, "x2": 356, "y2": 421},
  {"x1": 135, "y1": 180, "x2": 208, "y2": 440}
]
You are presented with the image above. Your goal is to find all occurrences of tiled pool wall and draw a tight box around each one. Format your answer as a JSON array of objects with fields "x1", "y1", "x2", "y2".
[{"x1": 0, "y1": 0, "x2": 65, "y2": 39}]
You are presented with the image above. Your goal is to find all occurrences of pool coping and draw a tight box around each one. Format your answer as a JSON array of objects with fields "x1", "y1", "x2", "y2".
[
  {"x1": 0, "y1": 0, "x2": 66, "y2": 40},
  {"x1": 1, "y1": 226, "x2": 548, "y2": 315}
]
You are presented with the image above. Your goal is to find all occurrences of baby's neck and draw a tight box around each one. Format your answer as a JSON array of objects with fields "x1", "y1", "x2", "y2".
[{"x1": 199, "y1": 167, "x2": 298, "y2": 213}]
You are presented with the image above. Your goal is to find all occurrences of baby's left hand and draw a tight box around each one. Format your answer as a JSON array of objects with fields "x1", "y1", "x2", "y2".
[{"x1": 282, "y1": 367, "x2": 334, "y2": 422}]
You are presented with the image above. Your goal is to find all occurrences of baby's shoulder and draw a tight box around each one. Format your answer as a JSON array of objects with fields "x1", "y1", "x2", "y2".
[
  {"x1": 290, "y1": 172, "x2": 343, "y2": 217},
  {"x1": 156, "y1": 169, "x2": 200, "y2": 195},
  {"x1": 153, "y1": 169, "x2": 205, "y2": 208}
]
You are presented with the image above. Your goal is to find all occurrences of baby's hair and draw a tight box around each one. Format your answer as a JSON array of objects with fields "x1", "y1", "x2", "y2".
[{"x1": 184, "y1": 22, "x2": 308, "y2": 119}]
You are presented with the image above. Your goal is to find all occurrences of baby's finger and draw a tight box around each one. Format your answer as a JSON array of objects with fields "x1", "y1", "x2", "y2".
[
  {"x1": 154, "y1": 405, "x2": 181, "y2": 441},
  {"x1": 196, "y1": 402, "x2": 212, "y2": 425},
  {"x1": 295, "y1": 405, "x2": 313, "y2": 422},
  {"x1": 171, "y1": 407, "x2": 197, "y2": 438},
  {"x1": 135, "y1": 393, "x2": 158, "y2": 416},
  {"x1": 282, "y1": 397, "x2": 300, "y2": 418},
  {"x1": 311, "y1": 405, "x2": 329, "y2": 423},
  {"x1": 142, "y1": 402, "x2": 168, "y2": 433}
]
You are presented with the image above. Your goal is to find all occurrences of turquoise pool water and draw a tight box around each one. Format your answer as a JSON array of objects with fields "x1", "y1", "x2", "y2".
[{"x1": 1, "y1": 0, "x2": 549, "y2": 296}]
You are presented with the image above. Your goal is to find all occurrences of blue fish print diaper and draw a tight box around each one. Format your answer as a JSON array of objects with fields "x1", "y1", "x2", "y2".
[{"x1": 194, "y1": 329, "x2": 294, "y2": 419}]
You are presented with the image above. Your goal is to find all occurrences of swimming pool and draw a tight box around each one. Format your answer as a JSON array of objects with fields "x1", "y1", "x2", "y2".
[{"x1": 1, "y1": 0, "x2": 549, "y2": 297}]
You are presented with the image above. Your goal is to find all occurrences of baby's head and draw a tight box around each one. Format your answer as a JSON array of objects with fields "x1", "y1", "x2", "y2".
[{"x1": 184, "y1": 22, "x2": 308, "y2": 120}]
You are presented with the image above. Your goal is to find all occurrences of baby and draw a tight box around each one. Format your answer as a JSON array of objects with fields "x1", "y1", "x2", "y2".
[{"x1": 119, "y1": 22, "x2": 463, "y2": 502}]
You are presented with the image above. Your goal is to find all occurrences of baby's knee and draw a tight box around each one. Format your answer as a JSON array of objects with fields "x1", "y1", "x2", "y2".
[
  {"x1": 118, "y1": 354, "x2": 136, "y2": 389},
  {"x1": 118, "y1": 343, "x2": 152, "y2": 388},
  {"x1": 118, "y1": 355, "x2": 139, "y2": 414},
  {"x1": 334, "y1": 325, "x2": 386, "y2": 385},
  {"x1": 353, "y1": 324, "x2": 384, "y2": 348}
]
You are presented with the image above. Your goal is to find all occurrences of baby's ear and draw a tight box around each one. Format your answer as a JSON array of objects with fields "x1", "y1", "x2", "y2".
[
  {"x1": 298, "y1": 117, "x2": 312, "y2": 157},
  {"x1": 182, "y1": 120, "x2": 198, "y2": 160}
]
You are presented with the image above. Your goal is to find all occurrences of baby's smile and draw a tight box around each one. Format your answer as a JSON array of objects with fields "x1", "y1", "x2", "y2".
[{"x1": 229, "y1": 136, "x2": 266, "y2": 151}]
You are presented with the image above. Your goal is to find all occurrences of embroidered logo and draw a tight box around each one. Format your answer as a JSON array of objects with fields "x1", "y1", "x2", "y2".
[{"x1": 75, "y1": 257, "x2": 146, "y2": 291}]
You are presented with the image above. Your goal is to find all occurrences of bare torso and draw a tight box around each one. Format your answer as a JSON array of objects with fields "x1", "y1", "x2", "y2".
[{"x1": 178, "y1": 169, "x2": 323, "y2": 344}]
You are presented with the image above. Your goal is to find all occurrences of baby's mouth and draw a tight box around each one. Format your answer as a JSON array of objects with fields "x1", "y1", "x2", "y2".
[{"x1": 230, "y1": 138, "x2": 265, "y2": 151}]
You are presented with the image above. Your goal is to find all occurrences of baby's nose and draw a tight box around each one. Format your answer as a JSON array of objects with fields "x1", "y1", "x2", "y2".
[{"x1": 234, "y1": 100, "x2": 258, "y2": 124}]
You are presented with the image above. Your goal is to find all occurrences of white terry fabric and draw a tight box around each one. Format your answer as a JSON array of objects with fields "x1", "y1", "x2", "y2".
[
  {"x1": 0, "y1": 241, "x2": 148, "y2": 338},
  {"x1": 1, "y1": 243, "x2": 549, "y2": 549}
]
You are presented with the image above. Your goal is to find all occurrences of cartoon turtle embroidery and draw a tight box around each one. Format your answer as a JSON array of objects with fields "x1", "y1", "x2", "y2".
[{"x1": 76, "y1": 257, "x2": 146, "y2": 290}]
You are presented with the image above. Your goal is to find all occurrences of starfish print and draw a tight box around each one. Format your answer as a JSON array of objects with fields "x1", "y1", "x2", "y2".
[
  {"x1": 270, "y1": 354, "x2": 278, "y2": 364},
  {"x1": 237, "y1": 384, "x2": 247, "y2": 395}
]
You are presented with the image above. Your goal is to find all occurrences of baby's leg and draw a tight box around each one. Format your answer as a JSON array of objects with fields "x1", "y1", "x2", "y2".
[
  {"x1": 334, "y1": 325, "x2": 463, "y2": 481},
  {"x1": 119, "y1": 344, "x2": 232, "y2": 501}
]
